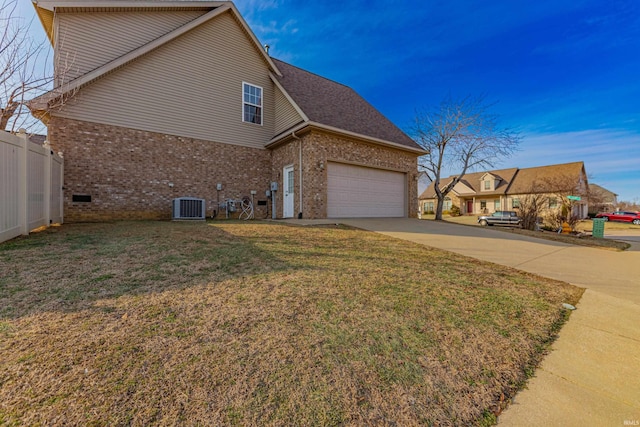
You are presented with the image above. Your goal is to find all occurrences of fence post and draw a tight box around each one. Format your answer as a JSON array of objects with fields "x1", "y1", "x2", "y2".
[
  {"x1": 17, "y1": 129, "x2": 29, "y2": 236},
  {"x1": 43, "y1": 140, "x2": 52, "y2": 226}
]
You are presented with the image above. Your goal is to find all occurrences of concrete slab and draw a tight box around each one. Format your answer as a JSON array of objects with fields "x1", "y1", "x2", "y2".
[
  {"x1": 497, "y1": 367, "x2": 638, "y2": 427},
  {"x1": 541, "y1": 291, "x2": 640, "y2": 407}
]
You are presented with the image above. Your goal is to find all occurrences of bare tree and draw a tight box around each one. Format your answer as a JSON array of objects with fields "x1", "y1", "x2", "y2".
[
  {"x1": 0, "y1": 0, "x2": 52, "y2": 131},
  {"x1": 516, "y1": 192, "x2": 546, "y2": 231},
  {"x1": 617, "y1": 198, "x2": 640, "y2": 211},
  {"x1": 412, "y1": 95, "x2": 521, "y2": 220},
  {"x1": 1, "y1": 0, "x2": 79, "y2": 133},
  {"x1": 516, "y1": 174, "x2": 589, "y2": 231}
]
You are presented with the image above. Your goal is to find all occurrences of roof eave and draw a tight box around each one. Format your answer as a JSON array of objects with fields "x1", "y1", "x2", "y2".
[
  {"x1": 32, "y1": 2, "x2": 55, "y2": 45},
  {"x1": 227, "y1": 3, "x2": 282, "y2": 77},
  {"x1": 266, "y1": 122, "x2": 428, "y2": 155},
  {"x1": 32, "y1": 1, "x2": 226, "y2": 11}
]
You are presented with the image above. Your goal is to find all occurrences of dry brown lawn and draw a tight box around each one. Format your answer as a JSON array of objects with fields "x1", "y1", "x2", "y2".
[{"x1": 0, "y1": 221, "x2": 582, "y2": 426}]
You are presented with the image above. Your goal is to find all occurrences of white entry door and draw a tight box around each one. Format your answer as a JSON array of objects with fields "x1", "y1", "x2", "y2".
[{"x1": 283, "y1": 165, "x2": 294, "y2": 218}]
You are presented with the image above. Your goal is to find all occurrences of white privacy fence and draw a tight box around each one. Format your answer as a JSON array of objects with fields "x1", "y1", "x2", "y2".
[{"x1": 1, "y1": 129, "x2": 64, "y2": 244}]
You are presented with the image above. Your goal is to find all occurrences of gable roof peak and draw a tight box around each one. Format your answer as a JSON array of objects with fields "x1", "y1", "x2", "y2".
[{"x1": 29, "y1": 1, "x2": 283, "y2": 116}]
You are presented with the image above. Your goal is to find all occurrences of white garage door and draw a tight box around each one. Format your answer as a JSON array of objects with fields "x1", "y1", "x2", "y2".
[{"x1": 327, "y1": 162, "x2": 406, "y2": 218}]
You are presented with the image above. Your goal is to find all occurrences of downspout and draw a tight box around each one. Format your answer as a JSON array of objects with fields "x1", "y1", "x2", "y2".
[{"x1": 291, "y1": 131, "x2": 303, "y2": 219}]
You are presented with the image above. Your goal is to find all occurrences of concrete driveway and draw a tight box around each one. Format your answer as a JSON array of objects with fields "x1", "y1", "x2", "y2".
[
  {"x1": 605, "y1": 229, "x2": 640, "y2": 250},
  {"x1": 338, "y1": 218, "x2": 640, "y2": 426}
]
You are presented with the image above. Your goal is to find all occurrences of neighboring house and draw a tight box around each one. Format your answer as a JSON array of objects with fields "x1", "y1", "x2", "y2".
[
  {"x1": 417, "y1": 172, "x2": 431, "y2": 200},
  {"x1": 29, "y1": 1, "x2": 425, "y2": 222},
  {"x1": 588, "y1": 184, "x2": 618, "y2": 215},
  {"x1": 419, "y1": 161, "x2": 590, "y2": 218}
]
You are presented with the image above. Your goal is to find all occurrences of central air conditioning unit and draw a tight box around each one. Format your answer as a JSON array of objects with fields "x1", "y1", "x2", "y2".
[{"x1": 172, "y1": 197, "x2": 205, "y2": 220}]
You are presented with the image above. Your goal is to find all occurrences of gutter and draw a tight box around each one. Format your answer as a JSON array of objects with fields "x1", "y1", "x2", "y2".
[
  {"x1": 291, "y1": 131, "x2": 303, "y2": 219},
  {"x1": 267, "y1": 122, "x2": 428, "y2": 155}
]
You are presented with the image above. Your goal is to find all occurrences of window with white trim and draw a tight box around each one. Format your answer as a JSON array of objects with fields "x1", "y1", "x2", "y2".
[
  {"x1": 424, "y1": 202, "x2": 435, "y2": 213},
  {"x1": 443, "y1": 197, "x2": 452, "y2": 211},
  {"x1": 242, "y1": 82, "x2": 262, "y2": 125}
]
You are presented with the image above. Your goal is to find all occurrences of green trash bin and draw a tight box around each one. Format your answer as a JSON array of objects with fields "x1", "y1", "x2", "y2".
[{"x1": 592, "y1": 218, "x2": 605, "y2": 239}]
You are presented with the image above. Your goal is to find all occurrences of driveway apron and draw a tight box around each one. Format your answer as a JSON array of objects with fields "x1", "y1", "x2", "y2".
[{"x1": 339, "y1": 218, "x2": 640, "y2": 426}]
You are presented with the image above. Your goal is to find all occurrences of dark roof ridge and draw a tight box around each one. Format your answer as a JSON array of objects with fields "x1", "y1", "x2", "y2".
[
  {"x1": 271, "y1": 58, "x2": 352, "y2": 90},
  {"x1": 518, "y1": 161, "x2": 584, "y2": 170}
]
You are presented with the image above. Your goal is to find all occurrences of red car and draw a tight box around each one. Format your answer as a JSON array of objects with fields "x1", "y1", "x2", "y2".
[{"x1": 595, "y1": 211, "x2": 640, "y2": 225}]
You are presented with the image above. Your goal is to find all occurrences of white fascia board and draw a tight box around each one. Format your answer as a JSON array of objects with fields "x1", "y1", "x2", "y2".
[
  {"x1": 480, "y1": 172, "x2": 495, "y2": 180},
  {"x1": 267, "y1": 121, "x2": 428, "y2": 155},
  {"x1": 269, "y1": 72, "x2": 309, "y2": 122},
  {"x1": 226, "y1": 3, "x2": 281, "y2": 77},
  {"x1": 32, "y1": 1, "x2": 226, "y2": 11},
  {"x1": 32, "y1": 2, "x2": 55, "y2": 45},
  {"x1": 267, "y1": 121, "x2": 310, "y2": 146},
  {"x1": 306, "y1": 122, "x2": 428, "y2": 155}
]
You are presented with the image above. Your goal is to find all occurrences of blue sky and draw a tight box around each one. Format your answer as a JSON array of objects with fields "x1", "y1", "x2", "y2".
[
  {"x1": 21, "y1": 0, "x2": 640, "y2": 201},
  {"x1": 234, "y1": 0, "x2": 640, "y2": 201}
]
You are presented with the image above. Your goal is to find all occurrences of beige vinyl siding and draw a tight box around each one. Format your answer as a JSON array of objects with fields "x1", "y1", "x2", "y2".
[
  {"x1": 274, "y1": 85, "x2": 303, "y2": 135},
  {"x1": 56, "y1": 11, "x2": 207, "y2": 81},
  {"x1": 55, "y1": 11, "x2": 275, "y2": 150}
]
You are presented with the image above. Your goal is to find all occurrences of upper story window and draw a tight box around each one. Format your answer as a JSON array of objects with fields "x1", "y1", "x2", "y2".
[
  {"x1": 243, "y1": 82, "x2": 262, "y2": 125},
  {"x1": 484, "y1": 180, "x2": 491, "y2": 190}
]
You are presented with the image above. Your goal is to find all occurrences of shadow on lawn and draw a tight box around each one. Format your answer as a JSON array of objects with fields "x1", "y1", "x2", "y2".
[
  {"x1": 0, "y1": 221, "x2": 293, "y2": 319},
  {"x1": 0, "y1": 220, "x2": 584, "y2": 426}
]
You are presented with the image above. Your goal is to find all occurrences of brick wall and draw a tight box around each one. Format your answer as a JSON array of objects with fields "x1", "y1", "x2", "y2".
[
  {"x1": 48, "y1": 118, "x2": 419, "y2": 221},
  {"x1": 271, "y1": 130, "x2": 419, "y2": 219},
  {"x1": 48, "y1": 117, "x2": 271, "y2": 221}
]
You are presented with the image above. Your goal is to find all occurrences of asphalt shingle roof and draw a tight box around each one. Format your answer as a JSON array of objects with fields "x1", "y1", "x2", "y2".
[
  {"x1": 507, "y1": 162, "x2": 585, "y2": 194},
  {"x1": 418, "y1": 162, "x2": 586, "y2": 199},
  {"x1": 419, "y1": 168, "x2": 519, "y2": 199},
  {"x1": 272, "y1": 58, "x2": 421, "y2": 151}
]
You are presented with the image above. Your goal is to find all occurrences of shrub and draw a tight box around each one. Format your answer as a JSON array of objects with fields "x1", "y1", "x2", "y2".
[
  {"x1": 450, "y1": 205, "x2": 461, "y2": 216},
  {"x1": 542, "y1": 206, "x2": 581, "y2": 232}
]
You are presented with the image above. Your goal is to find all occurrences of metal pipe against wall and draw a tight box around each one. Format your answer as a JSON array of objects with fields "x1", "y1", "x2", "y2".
[{"x1": 292, "y1": 131, "x2": 303, "y2": 219}]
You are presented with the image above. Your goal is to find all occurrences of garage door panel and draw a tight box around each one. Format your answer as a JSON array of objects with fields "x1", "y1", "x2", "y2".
[{"x1": 327, "y1": 162, "x2": 405, "y2": 218}]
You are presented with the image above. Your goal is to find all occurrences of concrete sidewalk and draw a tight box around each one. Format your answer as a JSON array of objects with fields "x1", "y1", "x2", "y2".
[{"x1": 328, "y1": 218, "x2": 640, "y2": 426}]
